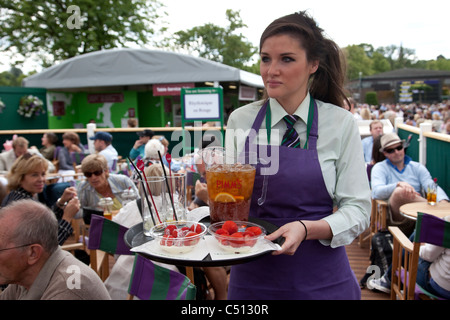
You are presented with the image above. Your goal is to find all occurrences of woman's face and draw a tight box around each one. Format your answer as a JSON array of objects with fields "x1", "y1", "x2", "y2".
[
  {"x1": 85, "y1": 169, "x2": 108, "y2": 190},
  {"x1": 62, "y1": 138, "x2": 72, "y2": 148},
  {"x1": 21, "y1": 167, "x2": 46, "y2": 195},
  {"x1": 260, "y1": 34, "x2": 318, "y2": 110}
]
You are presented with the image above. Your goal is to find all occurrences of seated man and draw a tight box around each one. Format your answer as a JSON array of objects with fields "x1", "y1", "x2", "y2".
[
  {"x1": 129, "y1": 129, "x2": 154, "y2": 160},
  {"x1": 371, "y1": 132, "x2": 449, "y2": 235},
  {"x1": 361, "y1": 120, "x2": 384, "y2": 164},
  {"x1": 0, "y1": 199, "x2": 111, "y2": 300},
  {"x1": 89, "y1": 131, "x2": 118, "y2": 170}
]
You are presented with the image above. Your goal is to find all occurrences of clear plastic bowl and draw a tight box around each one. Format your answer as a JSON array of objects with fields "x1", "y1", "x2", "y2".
[
  {"x1": 208, "y1": 220, "x2": 266, "y2": 253},
  {"x1": 150, "y1": 221, "x2": 206, "y2": 254}
]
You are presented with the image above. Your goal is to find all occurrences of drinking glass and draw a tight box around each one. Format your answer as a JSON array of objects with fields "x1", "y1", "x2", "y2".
[
  {"x1": 137, "y1": 176, "x2": 166, "y2": 236},
  {"x1": 200, "y1": 147, "x2": 257, "y2": 224}
]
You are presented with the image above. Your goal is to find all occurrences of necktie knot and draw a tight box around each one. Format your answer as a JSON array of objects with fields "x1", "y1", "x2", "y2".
[{"x1": 281, "y1": 115, "x2": 300, "y2": 148}]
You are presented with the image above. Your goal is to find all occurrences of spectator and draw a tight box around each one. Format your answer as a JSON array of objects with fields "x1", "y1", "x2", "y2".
[
  {"x1": 89, "y1": 131, "x2": 118, "y2": 171},
  {"x1": 361, "y1": 120, "x2": 384, "y2": 163},
  {"x1": 127, "y1": 118, "x2": 137, "y2": 128},
  {"x1": 77, "y1": 154, "x2": 139, "y2": 212},
  {"x1": 371, "y1": 132, "x2": 449, "y2": 235},
  {"x1": 1, "y1": 153, "x2": 79, "y2": 245},
  {"x1": 38, "y1": 132, "x2": 58, "y2": 161},
  {"x1": 129, "y1": 129, "x2": 154, "y2": 160},
  {"x1": 0, "y1": 199, "x2": 111, "y2": 300},
  {"x1": 57, "y1": 132, "x2": 86, "y2": 173},
  {"x1": 0, "y1": 136, "x2": 49, "y2": 173}
]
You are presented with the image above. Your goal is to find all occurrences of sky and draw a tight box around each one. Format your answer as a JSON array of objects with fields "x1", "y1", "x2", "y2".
[{"x1": 1, "y1": 0, "x2": 449, "y2": 73}]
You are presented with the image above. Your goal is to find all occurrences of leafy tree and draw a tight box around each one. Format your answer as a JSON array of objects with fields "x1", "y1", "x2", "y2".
[
  {"x1": 0, "y1": 0, "x2": 166, "y2": 67},
  {"x1": 343, "y1": 45, "x2": 374, "y2": 80},
  {"x1": 162, "y1": 9, "x2": 257, "y2": 71},
  {"x1": 0, "y1": 67, "x2": 28, "y2": 86}
]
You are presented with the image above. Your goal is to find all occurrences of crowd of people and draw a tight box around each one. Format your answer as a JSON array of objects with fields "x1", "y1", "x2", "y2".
[
  {"x1": 349, "y1": 99, "x2": 450, "y2": 134},
  {"x1": 1, "y1": 9, "x2": 449, "y2": 300}
]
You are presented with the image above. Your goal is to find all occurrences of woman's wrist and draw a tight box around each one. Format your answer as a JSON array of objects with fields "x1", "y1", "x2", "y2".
[{"x1": 298, "y1": 220, "x2": 308, "y2": 242}]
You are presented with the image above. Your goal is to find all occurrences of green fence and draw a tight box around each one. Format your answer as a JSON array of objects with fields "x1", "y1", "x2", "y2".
[{"x1": 398, "y1": 125, "x2": 450, "y2": 196}]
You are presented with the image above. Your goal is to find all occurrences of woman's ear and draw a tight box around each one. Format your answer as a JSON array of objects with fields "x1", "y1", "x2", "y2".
[{"x1": 310, "y1": 60, "x2": 319, "y2": 74}]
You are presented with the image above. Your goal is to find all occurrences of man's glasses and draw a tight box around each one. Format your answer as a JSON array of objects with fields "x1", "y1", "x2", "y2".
[
  {"x1": 0, "y1": 243, "x2": 33, "y2": 253},
  {"x1": 385, "y1": 145, "x2": 403, "y2": 154},
  {"x1": 84, "y1": 170, "x2": 103, "y2": 178}
]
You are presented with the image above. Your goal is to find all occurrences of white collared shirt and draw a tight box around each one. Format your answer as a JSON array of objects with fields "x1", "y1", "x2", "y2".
[{"x1": 225, "y1": 93, "x2": 371, "y2": 248}]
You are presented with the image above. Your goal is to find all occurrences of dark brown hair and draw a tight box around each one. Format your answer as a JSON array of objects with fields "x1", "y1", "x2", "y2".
[{"x1": 260, "y1": 11, "x2": 348, "y2": 108}]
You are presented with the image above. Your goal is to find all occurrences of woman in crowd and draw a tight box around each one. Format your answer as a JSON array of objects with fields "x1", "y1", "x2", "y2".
[
  {"x1": 57, "y1": 132, "x2": 86, "y2": 173},
  {"x1": 1, "y1": 153, "x2": 79, "y2": 245},
  {"x1": 77, "y1": 154, "x2": 138, "y2": 211},
  {"x1": 39, "y1": 132, "x2": 58, "y2": 161},
  {"x1": 225, "y1": 11, "x2": 371, "y2": 299}
]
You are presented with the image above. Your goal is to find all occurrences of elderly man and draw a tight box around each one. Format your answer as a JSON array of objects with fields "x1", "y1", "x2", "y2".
[
  {"x1": 0, "y1": 137, "x2": 30, "y2": 172},
  {"x1": 89, "y1": 131, "x2": 118, "y2": 170},
  {"x1": 0, "y1": 137, "x2": 55, "y2": 173},
  {"x1": 0, "y1": 199, "x2": 111, "y2": 300},
  {"x1": 371, "y1": 132, "x2": 449, "y2": 234},
  {"x1": 361, "y1": 120, "x2": 384, "y2": 163}
]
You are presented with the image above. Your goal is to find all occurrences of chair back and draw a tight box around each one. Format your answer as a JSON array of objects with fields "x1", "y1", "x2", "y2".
[
  {"x1": 127, "y1": 255, "x2": 196, "y2": 300},
  {"x1": 390, "y1": 212, "x2": 450, "y2": 300},
  {"x1": 414, "y1": 212, "x2": 450, "y2": 248},
  {"x1": 88, "y1": 214, "x2": 132, "y2": 255}
]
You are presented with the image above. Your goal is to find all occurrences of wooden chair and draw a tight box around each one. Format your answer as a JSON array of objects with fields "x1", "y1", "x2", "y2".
[
  {"x1": 389, "y1": 212, "x2": 450, "y2": 300},
  {"x1": 359, "y1": 198, "x2": 388, "y2": 247},
  {"x1": 87, "y1": 215, "x2": 132, "y2": 281},
  {"x1": 127, "y1": 254, "x2": 196, "y2": 300}
]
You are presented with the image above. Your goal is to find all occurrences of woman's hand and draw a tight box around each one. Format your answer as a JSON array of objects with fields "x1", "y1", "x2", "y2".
[
  {"x1": 62, "y1": 196, "x2": 80, "y2": 222},
  {"x1": 265, "y1": 221, "x2": 307, "y2": 256},
  {"x1": 60, "y1": 186, "x2": 77, "y2": 204}
]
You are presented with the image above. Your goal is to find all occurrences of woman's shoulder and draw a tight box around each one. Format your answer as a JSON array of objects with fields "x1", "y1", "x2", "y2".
[{"x1": 227, "y1": 100, "x2": 264, "y2": 129}]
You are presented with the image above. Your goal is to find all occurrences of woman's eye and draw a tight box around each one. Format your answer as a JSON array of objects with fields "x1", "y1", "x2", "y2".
[{"x1": 282, "y1": 56, "x2": 295, "y2": 63}]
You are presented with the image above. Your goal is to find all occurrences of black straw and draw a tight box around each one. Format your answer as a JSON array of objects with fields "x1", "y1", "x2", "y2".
[
  {"x1": 157, "y1": 151, "x2": 178, "y2": 221},
  {"x1": 128, "y1": 157, "x2": 156, "y2": 226}
]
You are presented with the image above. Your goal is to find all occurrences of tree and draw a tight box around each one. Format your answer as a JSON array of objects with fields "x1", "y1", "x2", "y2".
[
  {"x1": 0, "y1": 0, "x2": 166, "y2": 67},
  {"x1": 0, "y1": 67, "x2": 28, "y2": 86},
  {"x1": 162, "y1": 9, "x2": 257, "y2": 71},
  {"x1": 343, "y1": 45, "x2": 374, "y2": 80}
]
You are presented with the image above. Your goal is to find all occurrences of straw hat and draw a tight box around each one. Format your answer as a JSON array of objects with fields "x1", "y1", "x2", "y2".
[{"x1": 379, "y1": 132, "x2": 405, "y2": 152}]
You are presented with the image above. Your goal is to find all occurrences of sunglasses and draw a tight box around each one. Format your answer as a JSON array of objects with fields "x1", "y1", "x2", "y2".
[
  {"x1": 84, "y1": 170, "x2": 103, "y2": 178},
  {"x1": 385, "y1": 145, "x2": 403, "y2": 154}
]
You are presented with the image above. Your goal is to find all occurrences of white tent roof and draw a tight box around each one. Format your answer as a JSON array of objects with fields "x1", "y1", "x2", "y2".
[{"x1": 22, "y1": 48, "x2": 264, "y2": 89}]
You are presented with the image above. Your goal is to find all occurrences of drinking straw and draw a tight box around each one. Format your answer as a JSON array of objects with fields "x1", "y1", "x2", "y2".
[
  {"x1": 139, "y1": 163, "x2": 162, "y2": 224},
  {"x1": 127, "y1": 157, "x2": 156, "y2": 225},
  {"x1": 165, "y1": 153, "x2": 176, "y2": 217},
  {"x1": 158, "y1": 151, "x2": 178, "y2": 221}
]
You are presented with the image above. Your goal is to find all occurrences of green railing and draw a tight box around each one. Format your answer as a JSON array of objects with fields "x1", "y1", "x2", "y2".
[{"x1": 398, "y1": 123, "x2": 450, "y2": 196}]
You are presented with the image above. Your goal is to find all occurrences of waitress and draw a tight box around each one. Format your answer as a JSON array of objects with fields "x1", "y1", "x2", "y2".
[{"x1": 225, "y1": 11, "x2": 371, "y2": 299}]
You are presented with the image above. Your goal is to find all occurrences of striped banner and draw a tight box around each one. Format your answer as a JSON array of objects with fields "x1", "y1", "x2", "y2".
[
  {"x1": 128, "y1": 255, "x2": 196, "y2": 300},
  {"x1": 414, "y1": 212, "x2": 450, "y2": 247},
  {"x1": 88, "y1": 214, "x2": 131, "y2": 255}
]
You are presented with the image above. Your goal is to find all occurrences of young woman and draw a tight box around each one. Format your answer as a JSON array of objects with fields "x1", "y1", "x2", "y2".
[{"x1": 225, "y1": 11, "x2": 371, "y2": 299}]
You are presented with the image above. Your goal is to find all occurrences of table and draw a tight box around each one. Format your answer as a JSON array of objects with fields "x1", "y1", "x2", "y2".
[
  {"x1": 124, "y1": 217, "x2": 281, "y2": 283},
  {"x1": 399, "y1": 201, "x2": 450, "y2": 220}
]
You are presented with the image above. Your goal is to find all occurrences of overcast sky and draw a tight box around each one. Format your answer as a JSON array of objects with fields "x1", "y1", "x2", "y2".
[{"x1": 1, "y1": 0, "x2": 448, "y2": 73}]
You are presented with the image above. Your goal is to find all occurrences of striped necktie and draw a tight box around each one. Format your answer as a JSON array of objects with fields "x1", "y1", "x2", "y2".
[{"x1": 281, "y1": 115, "x2": 300, "y2": 148}]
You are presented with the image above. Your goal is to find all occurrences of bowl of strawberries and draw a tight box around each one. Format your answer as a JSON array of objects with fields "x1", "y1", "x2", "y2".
[
  {"x1": 150, "y1": 221, "x2": 207, "y2": 254},
  {"x1": 208, "y1": 220, "x2": 266, "y2": 253}
]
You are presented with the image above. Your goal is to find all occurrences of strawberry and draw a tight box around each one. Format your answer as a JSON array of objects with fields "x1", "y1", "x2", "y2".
[
  {"x1": 215, "y1": 228, "x2": 229, "y2": 236},
  {"x1": 160, "y1": 234, "x2": 174, "y2": 246},
  {"x1": 246, "y1": 226, "x2": 262, "y2": 236},
  {"x1": 222, "y1": 221, "x2": 238, "y2": 235},
  {"x1": 164, "y1": 225, "x2": 177, "y2": 235},
  {"x1": 229, "y1": 232, "x2": 245, "y2": 248},
  {"x1": 184, "y1": 231, "x2": 199, "y2": 246},
  {"x1": 243, "y1": 231, "x2": 257, "y2": 247},
  {"x1": 189, "y1": 223, "x2": 202, "y2": 233}
]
